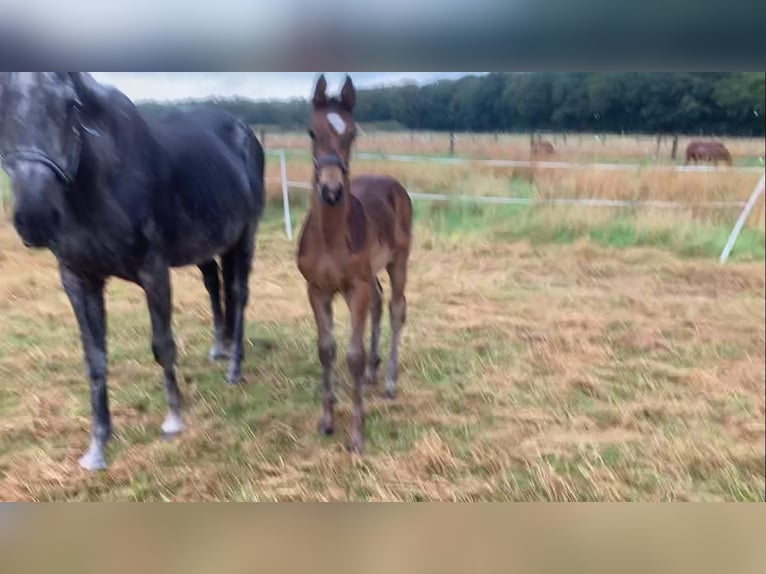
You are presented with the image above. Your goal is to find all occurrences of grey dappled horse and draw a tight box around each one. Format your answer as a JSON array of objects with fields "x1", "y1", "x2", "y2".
[{"x1": 0, "y1": 73, "x2": 265, "y2": 470}]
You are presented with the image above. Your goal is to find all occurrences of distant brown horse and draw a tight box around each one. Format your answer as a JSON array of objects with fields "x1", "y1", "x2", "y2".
[
  {"x1": 530, "y1": 133, "x2": 555, "y2": 156},
  {"x1": 685, "y1": 140, "x2": 733, "y2": 166},
  {"x1": 296, "y1": 75, "x2": 413, "y2": 453}
]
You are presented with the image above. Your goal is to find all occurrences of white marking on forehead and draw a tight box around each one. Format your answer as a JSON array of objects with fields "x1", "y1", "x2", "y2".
[{"x1": 326, "y1": 112, "x2": 347, "y2": 135}]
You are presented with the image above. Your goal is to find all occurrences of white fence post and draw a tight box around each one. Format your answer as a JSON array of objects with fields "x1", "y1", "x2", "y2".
[
  {"x1": 719, "y1": 173, "x2": 765, "y2": 264},
  {"x1": 280, "y1": 149, "x2": 293, "y2": 241}
]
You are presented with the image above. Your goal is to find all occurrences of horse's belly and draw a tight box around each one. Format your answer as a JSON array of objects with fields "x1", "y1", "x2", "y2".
[
  {"x1": 166, "y1": 221, "x2": 246, "y2": 267},
  {"x1": 369, "y1": 241, "x2": 393, "y2": 275}
]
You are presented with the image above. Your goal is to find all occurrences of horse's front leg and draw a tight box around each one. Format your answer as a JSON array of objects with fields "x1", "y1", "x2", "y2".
[
  {"x1": 344, "y1": 281, "x2": 370, "y2": 454},
  {"x1": 60, "y1": 265, "x2": 110, "y2": 471},
  {"x1": 138, "y1": 258, "x2": 184, "y2": 438}
]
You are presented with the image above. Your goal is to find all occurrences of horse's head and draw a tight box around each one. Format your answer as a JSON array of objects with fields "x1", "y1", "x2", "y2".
[
  {"x1": 0, "y1": 72, "x2": 92, "y2": 248},
  {"x1": 308, "y1": 74, "x2": 357, "y2": 207}
]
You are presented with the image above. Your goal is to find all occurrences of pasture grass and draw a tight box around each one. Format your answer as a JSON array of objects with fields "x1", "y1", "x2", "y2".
[
  {"x1": 0, "y1": 135, "x2": 763, "y2": 500},
  {"x1": 265, "y1": 130, "x2": 765, "y2": 166},
  {"x1": 271, "y1": 193, "x2": 765, "y2": 262},
  {"x1": 264, "y1": 151, "x2": 766, "y2": 233},
  {"x1": 0, "y1": 202, "x2": 763, "y2": 501}
]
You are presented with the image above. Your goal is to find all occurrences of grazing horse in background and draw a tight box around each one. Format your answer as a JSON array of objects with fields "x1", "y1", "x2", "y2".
[
  {"x1": 0, "y1": 73, "x2": 264, "y2": 470},
  {"x1": 297, "y1": 75, "x2": 413, "y2": 454},
  {"x1": 685, "y1": 140, "x2": 733, "y2": 166},
  {"x1": 530, "y1": 133, "x2": 555, "y2": 156}
]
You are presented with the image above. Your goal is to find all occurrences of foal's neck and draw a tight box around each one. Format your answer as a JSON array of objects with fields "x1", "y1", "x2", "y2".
[{"x1": 311, "y1": 196, "x2": 350, "y2": 248}]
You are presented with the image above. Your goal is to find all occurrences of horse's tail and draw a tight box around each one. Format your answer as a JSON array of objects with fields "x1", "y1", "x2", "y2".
[{"x1": 241, "y1": 123, "x2": 265, "y2": 220}]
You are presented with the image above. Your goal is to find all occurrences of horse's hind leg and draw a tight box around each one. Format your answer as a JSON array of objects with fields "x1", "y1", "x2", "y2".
[
  {"x1": 364, "y1": 278, "x2": 383, "y2": 386},
  {"x1": 384, "y1": 254, "x2": 408, "y2": 400},
  {"x1": 223, "y1": 226, "x2": 256, "y2": 385},
  {"x1": 199, "y1": 260, "x2": 229, "y2": 361},
  {"x1": 222, "y1": 254, "x2": 236, "y2": 349}
]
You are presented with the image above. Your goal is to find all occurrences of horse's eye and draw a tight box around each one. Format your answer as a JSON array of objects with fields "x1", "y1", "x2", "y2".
[{"x1": 308, "y1": 129, "x2": 316, "y2": 140}]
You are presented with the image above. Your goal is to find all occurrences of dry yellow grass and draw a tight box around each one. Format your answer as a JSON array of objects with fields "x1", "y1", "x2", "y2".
[
  {"x1": 0, "y1": 208, "x2": 763, "y2": 501},
  {"x1": 264, "y1": 131, "x2": 765, "y2": 164},
  {"x1": 263, "y1": 154, "x2": 764, "y2": 231}
]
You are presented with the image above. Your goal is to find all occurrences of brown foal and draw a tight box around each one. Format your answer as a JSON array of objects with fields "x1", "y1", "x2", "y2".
[{"x1": 296, "y1": 75, "x2": 413, "y2": 453}]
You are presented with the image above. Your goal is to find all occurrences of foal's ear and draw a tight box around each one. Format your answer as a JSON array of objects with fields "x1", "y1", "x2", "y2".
[
  {"x1": 313, "y1": 74, "x2": 328, "y2": 108},
  {"x1": 340, "y1": 75, "x2": 356, "y2": 112}
]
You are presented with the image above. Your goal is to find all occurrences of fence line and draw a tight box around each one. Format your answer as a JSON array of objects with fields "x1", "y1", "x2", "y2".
[
  {"x1": 267, "y1": 149, "x2": 765, "y2": 264},
  {"x1": 265, "y1": 178, "x2": 748, "y2": 210},
  {"x1": 265, "y1": 148, "x2": 764, "y2": 174},
  {"x1": 719, "y1": 174, "x2": 766, "y2": 263},
  {"x1": 279, "y1": 150, "x2": 293, "y2": 241}
]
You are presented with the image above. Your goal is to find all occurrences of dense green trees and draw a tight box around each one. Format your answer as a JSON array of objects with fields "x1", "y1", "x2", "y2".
[{"x1": 138, "y1": 73, "x2": 765, "y2": 135}]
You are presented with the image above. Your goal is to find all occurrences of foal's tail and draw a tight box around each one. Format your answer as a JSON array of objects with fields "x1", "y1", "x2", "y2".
[{"x1": 393, "y1": 180, "x2": 413, "y2": 249}]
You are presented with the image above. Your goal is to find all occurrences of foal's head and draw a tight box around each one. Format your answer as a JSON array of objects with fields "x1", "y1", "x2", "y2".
[{"x1": 308, "y1": 74, "x2": 357, "y2": 207}]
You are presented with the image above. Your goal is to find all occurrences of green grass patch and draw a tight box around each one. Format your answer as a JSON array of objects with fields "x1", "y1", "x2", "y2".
[{"x1": 407, "y1": 200, "x2": 766, "y2": 261}]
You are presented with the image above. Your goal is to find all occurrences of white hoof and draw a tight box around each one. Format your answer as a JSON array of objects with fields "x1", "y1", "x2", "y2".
[
  {"x1": 79, "y1": 448, "x2": 107, "y2": 472},
  {"x1": 161, "y1": 412, "x2": 185, "y2": 436}
]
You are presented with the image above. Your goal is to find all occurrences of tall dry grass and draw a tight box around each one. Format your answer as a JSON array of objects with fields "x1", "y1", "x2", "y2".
[
  {"x1": 264, "y1": 131, "x2": 766, "y2": 165},
  {"x1": 264, "y1": 155, "x2": 765, "y2": 230}
]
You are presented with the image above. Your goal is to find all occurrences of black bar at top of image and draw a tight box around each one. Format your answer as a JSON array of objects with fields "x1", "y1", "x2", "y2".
[{"x1": 1, "y1": 1, "x2": 765, "y2": 70}]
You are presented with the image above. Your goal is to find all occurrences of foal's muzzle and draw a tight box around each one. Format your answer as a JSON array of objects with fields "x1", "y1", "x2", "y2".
[
  {"x1": 320, "y1": 182, "x2": 344, "y2": 206},
  {"x1": 314, "y1": 153, "x2": 348, "y2": 206}
]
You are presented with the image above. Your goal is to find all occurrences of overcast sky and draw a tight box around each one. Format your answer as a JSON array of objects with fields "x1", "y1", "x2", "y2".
[{"x1": 90, "y1": 72, "x2": 479, "y2": 103}]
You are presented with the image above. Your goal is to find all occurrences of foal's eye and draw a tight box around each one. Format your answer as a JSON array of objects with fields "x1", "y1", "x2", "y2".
[{"x1": 308, "y1": 129, "x2": 316, "y2": 140}]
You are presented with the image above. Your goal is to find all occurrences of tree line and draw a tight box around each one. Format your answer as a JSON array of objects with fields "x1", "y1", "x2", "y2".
[{"x1": 138, "y1": 73, "x2": 765, "y2": 136}]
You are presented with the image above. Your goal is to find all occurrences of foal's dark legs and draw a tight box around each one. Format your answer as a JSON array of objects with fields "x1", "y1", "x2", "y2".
[
  {"x1": 364, "y1": 278, "x2": 383, "y2": 386},
  {"x1": 60, "y1": 266, "x2": 110, "y2": 471},
  {"x1": 309, "y1": 286, "x2": 336, "y2": 436},
  {"x1": 222, "y1": 225, "x2": 257, "y2": 385},
  {"x1": 384, "y1": 255, "x2": 408, "y2": 400},
  {"x1": 199, "y1": 260, "x2": 230, "y2": 361},
  {"x1": 344, "y1": 281, "x2": 370, "y2": 454},
  {"x1": 138, "y1": 258, "x2": 184, "y2": 438}
]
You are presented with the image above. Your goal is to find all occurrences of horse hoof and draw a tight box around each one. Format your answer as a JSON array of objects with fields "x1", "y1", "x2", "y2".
[
  {"x1": 79, "y1": 452, "x2": 107, "y2": 472},
  {"x1": 161, "y1": 412, "x2": 184, "y2": 438},
  {"x1": 225, "y1": 373, "x2": 242, "y2": 385},
  {"x1": 319, "y1": 423, "x2": 334, "y2": 437},
  {"x1": 383, "y1": 388, "x2": 397, "y2": 401},
  {"x1": 208, "y1": 346, "x2": 230, "y2": 362},
  {"x1": 363, "y1": 366, "x2": 378, "y2": 386}
]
